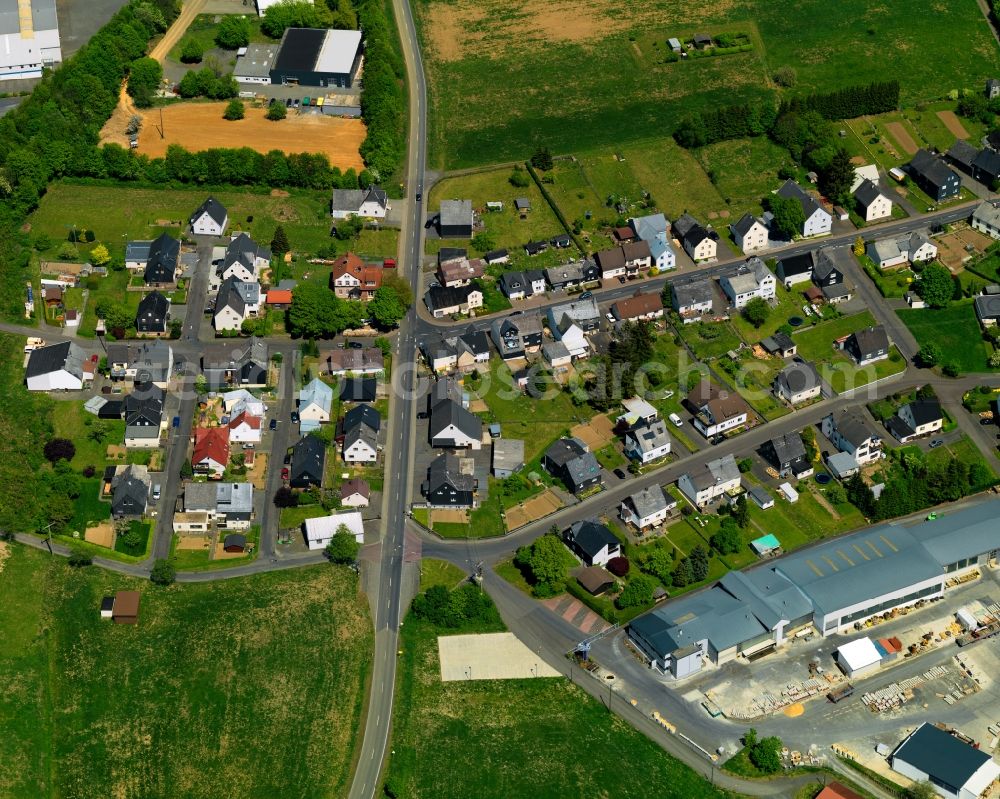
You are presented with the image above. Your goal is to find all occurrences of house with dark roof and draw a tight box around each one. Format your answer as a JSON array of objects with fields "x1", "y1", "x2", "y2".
[
  {"x1": 143, "y1": 232, "x2": 180, "y2": 286},
  {"x1": 190, "y1": 197, "x2": 228, "y2": 236},
  {"x1": 542, "y1": 438, "x2": 603, "y2": 494},
  {"x1": 340, "y1": 377, "x2": 376, "y2": 403},
  {"x1": 423, "y1": 284, "x2": 484, "y2": 318},
  {"x1": 25, "y1": 341, "x2": 90, "y2": 391},
  {"x1": 331, "y1": 184, "x2": 389, "y2": 220},
  {"x1": 890, "y1": 722, "x2": 1000, "y2": 799},
  {"x1": 136, "y1": 290, "x2": 169, "y2": 335},
  {"x1": 422, "y1": 452, "x2": 477, "y2": 508},
  {"x1": 670, "y1": 277, "x2": 714, "y2": 322},
  {"x1": 811, "y1": 251, "x2": 844, "y2": 288},
  {"x1": 821, "y1": 409, "x2": 882, "y2": 465},
  {"x1": 946, "y1": 139, "x2": 979, "y2": 175},
  {"x1": 775, "y1": 251, "x2": 814, "y2": 288},
  {"x1": 975, "y1": 291, "x2": 1000, "y2": 327},
  {"x1": 907, "y1": 149, "x2": 961, "y2": 201},
  {"x1": 730, "y1": 213, "x2": 769, "y2": 253},
  {"x1": 686, "y1": 379, "x2": 751, "y2": 438},
  {"x1": 623, "y1": 419, "x2": 671, "y2": 464},
  {"x1": 429, "y1": 397, "x2": 482, "y2": 449},
  {"x1": 201, "y1": 338, "x2": 268, "y2": 389},
  {"x1": 438, "y1": 199, "x2": 473, "y2": 238},
  {"x1": 673, "y1": 213, "x2": 719, "y2": 261},
  {"x1": 766, "y1": 432, "x2": 813, "y2": 479},
  {"x1": 776, "y1": 180, "x2": 832, "y2": 237},
  {"x1": 973, "y1": 147, "x2": 1000, "y2": 187},
  {"x1": 595, "y1": 246, "x2": 627, "y2": 279},
  {"x1": 484, "y1": 249, "x2": 510, "y2": 265},
  {"x1": 774, "y1": 359, "x2": 822, "y2": 405},
  {"x1": 885, "y1": 398, "x2": 943, "y2": 443},
  {"x1": 342, "y1": 409, "x2": 379, "y2": 463},
  {"x1": 620, "y1": 484, "x2": 674, "y2": 529},
  {"x1": 564, "y1": 520, "x2": 621, "y2": 567},
  {"x1": 577, "y1": 566, "x2": 615, "y2": 596},
  {"x1": 853, "y1": 178, "x2": 893, "y2": 222},
  {"x1": 289, "y1": 435, "x2": 326, "y2": 489},
  {"x1": 111, "y1": 465, "x2": 149, "y2": 517},
  {"x1": 843, "y1": 325, "x2": 890, "y2": 365},
  {"x1": 760, "y1": 331, "x2": 797, "y2": 359},
  {"x1": 212, "y1": 232, "x2": 270, "y2": 290},
  {"x1": 490, "y1": 314, "x2": 543, "y2": 360},
  {"x1": 124, "y1": 382, "x2": 165, "y2": 448}
]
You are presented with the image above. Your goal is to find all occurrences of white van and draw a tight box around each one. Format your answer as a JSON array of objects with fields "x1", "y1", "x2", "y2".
[
  {"x1": 668, "y1": 413, "x2": 683, "y2": 427},
  {"x1": 152, "y1": 484, "x2": 161, "y2": 501}
]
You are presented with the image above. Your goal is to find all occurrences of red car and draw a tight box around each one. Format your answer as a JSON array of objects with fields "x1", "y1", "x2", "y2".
[{"x1": 281, "y1": 467, "x2": 289, "y2": 481}]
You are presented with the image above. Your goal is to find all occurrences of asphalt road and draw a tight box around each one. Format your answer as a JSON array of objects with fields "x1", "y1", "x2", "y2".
[{"x1": 346, "y1": 0, "x2": 428, "y2": 791}]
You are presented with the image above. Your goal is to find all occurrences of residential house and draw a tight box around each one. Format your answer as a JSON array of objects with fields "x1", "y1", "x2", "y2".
[
  {"x1": 885, "y1": 399, "x2": 944, "y2": 443},
  {"x1": 342, "y1": 404, "x2": 379, "y2": 463},
  {"x1": 323, "y1": 347, "x2": 384, "y2": 376},
  {"x1": 545, "y1": 260, "x2": 598, "y2": 290},
  {"x1": 622, "y1": 240, "x2": 653, "y2": 274},
  {"x1": 687, "y1": 379, "x2": 751, "y2": 438},
  {"x1": 193, "y1": 426, "x2": 231, "y2": 476},
  {"x1": 330, "y1": 252, "x2": 383, "y2": 300},
  {"x1": 429, "y1": 395, "x2": 482, "y2": 450},
  {"x1": 719, "y1": 258, "x2": 776, "y2": 308},
  {"x1": 514, "y1": 197, "x2": 531, "y2": 213},
  {"x1": 673, "y1": 213, "x2": 719, "y2": 261},
  {"x1": 136, "y1": 290, "x2": 169, "y2": 335},
  {"x1": 648, "y1": 232, "x2": 677, "y2": 271},
  {"x1": 202, "y1": 338, "x2": 269, "y2": 389},
  {"x1": 767, "y1": 432, "x2": 814, "y2": 479},
  {"x1": 630, "y1": 212, "x2": 668, "y2": 241},
  {"x1": 760, "y1": 331, "x2": 797, "y2": 359},
  {"x1": 340, "y1": 477, "x2": 370, "y2": 508},
  {"x1": 112, "y1": 340, "x2": 173, "y2": 388},
  {"x1": 190, "y1": 197, "x2": 228, "y2": 236},
  {"x1": 492, "y1": 438, "x2": 524, "y2": 478},
  {"x1": 850, "y1": 164, "x2": 881, "y2": 193},
  {"x1": 616, "y1": 396, "x2": 659, "y2": 430},
  {"x1": 25, "y1": 341, "x2": 90, "y2": 391},
  {"x1": 623, "y1": 419, "x2": 672, "y2": 464},
  {"x1": 211, "y1": 233, "x2": 270, "y2": 290},
  {"x1": 907, "y1": 149, "x2": 961, "y2": 201},
  {"x1": 776, "y1": 179, "x2": 833, "y2": 237},
  {"x1": 611, "y1": 291, "x2": 664, "y2": 322},
  {"x1": 330, "y1": 184, "x2": 389, "y2": 219},
  {"x1": 621, "y1": 485, "x2": 674, "y2": 530},
  {"x1": 946, "y1": 140, "x2": 979, "y2": 175},
  {"x1": 184, "y1": 482, "x2": 255, "y2": 530},
  {"x1": 446, "y1": 330, "x2": 491, "y2": 372},
  {"x1": 125, "y1": 240, "x2": 152, "y2": 271},
  {"x1": 774, "y1": 360, "x2": 823, "y2": 404},
  {"x1": 421, "y1": 335, "x2": 458, "y2": 372},
  {"x1": 812, "y1": 251, "x2": 844, "y2": 288},
  {"x1": 303, "y1": 511, "x2": 365, "y2": 551},
  {"x1": 671, "y1": 278, "x2": 714, "y2": 321},
  {"x1": 143, "y1": 232, "x2": 180, "y2": 286},
  {"x1": 563, "y1": 520, "x2": 621, "y2": 567},
  {"x1": 339, "y1": 376, "x2": 376, "y2": 403},
  {"x1": 844, "y1": 325, "x2": 890, "y2": 365},
  {"x1": 975, "y1": 292, "x2": 1000, "y2": 327},
  {"x1": 437, "y1": 255, "x2": 484, "y2": 288},
  {"x1": 730, "y1": 213, "x2": 769, "y2": 253},
  {"x1": 854, "y1": 179, "x2": 893, "y2": 222},
  {"x1": 972, "y1": 200, "x2": 1000, "y2": 240},
  {"x1": 677, "y1": 453, "x2": 742, "y2": 508},
  {"x1": 265, "y1": 288, "x2": 293, "y2": 309},
  {"x1": 298, "y1": 377, "x2": 334, "y2": 432},
  {"x1": 423, "y1": 452, "x2": 477, "y2": 508},
  {"x1": 228, "y1": 410, "x2": 262, "y2": 444},
  {"x1": 776, "y1": 252, "x2": 814, "y2": 288},
  {"x1": 490, "y1": 314, "x2": 544, "y2": 360},
  {"x1": 542, "y1": 437, "x2": 603, "y2": 494},
  {"x1": 974, "y1": 148, "x2": 1000, "y2": 187},
  {"x1": 821, "y1": 409, "x2": 883, "y2": 465},
  {"x1": 221, "y1": 388, "x2": 265, "y2": 418},
  {"x1": 111, "y1": 465, "x2": 149, "y2": 517},
  {"x1": 552, "y1": 233, "x2": 573, "y2": 249},
  {"x1": 438, "y1": 199, "x2": 474, "y2": 238},
  {"x1": 542, "y1": 340, "x2": 571, "y2": 368},
  {"x1": 289, "y1": 435, "x2": 326, "y2": 489},
  {"x1": 499, "y1": 270, "x2": 546, "y2": 300},
  {"x1": 595, "y1": 246, "x2": 627, "y2": 280},
  {"x1": 123, "y1": 382, "x2": 165, "y2": 448},
  {"x1": 556, "y1": 323, "x2": 591, "y2": 359},
  {"x1": 214, "y1": 275, "x2": 260, "y2": 332},
  {"x1": 424, "y1": 284, "x2": 483, "y2": 318},
  {"x1": 547, "y1": 297, "x2": 601, "y2": 335}
]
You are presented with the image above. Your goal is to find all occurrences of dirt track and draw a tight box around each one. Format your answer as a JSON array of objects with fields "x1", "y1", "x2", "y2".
[
  {"x1": 937, "y1": 110, "x2": 971, "y2": 140},
  {"x1": 885, "y1": 121, "x2": 918, "y2": 155},
  {"x1": 136, "y1": 103, "x2": 366, "y2": 169}
]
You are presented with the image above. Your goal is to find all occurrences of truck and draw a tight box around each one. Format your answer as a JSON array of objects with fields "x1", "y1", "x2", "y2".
[{"x1": 827, "y1": 683, "x2": 855, "y2": 703}]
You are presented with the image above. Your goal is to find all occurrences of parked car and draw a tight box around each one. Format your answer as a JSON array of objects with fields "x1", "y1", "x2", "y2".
[
  {"x1": 281, "y1": 467, "x2": 289, "y2": 481},
  {"x1": 979, "y1": 417, "x2": 994, "y2": 426},
  {"x1": 290, "y1": 411, "x2": 300, "y2": 423},
  {"x1": 929, "y1": 438, "x2": 944, "y2": 449},
  {"x1": 347, "y1": 341, "x2": 363, "y2": 349},
  {"x1": 580, "y1": 291, "x2": 592, "y2": 299},
  {"x1": 172, "y1": 416, "x2": 180, "y2": 429},
  {"x1": 269, "y1": 418, "x2": 277, "y2": 431},
  {"x1": 617, "y1": 276, "x2": 626, "y2": 284},
  {"x1": 285, "y1": 98, "x2": 292, "y2": 107},
  {"x1": 668, "y1": 413, "x2": 683, "y2": 427},
  {"x1": 613, "y1": 468, "x2": 627, "y2": 479},
  {"x1": 416, "y1": 411, "x2": 428, "y2": 420},
  {"x1": 152, "y1": 484, "x2": 161, "y2": 501}
]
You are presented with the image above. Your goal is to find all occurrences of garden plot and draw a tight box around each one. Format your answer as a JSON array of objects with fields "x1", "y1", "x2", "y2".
[{"x1": 438, "y1": 632, "x2": 560, "y2": 681}]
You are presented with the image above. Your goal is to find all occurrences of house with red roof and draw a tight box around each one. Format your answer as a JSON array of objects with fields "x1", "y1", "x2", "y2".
[
  {"x1": 193, "y1": 427, "x2": 231, "y2": 477},
  {"x1": 228, "y1": 410, "x2": 262, "y2": 444}
]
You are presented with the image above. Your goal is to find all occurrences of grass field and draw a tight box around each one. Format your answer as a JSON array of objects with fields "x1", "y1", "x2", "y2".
[
  {"x1": 0, "y1": 546, "x2": 371, "y2": 799},
  {"x1": 28, "y1": 182, "x2": 336, "y2": 263},
  {"x1": 420, "y1": 558, "x2": 467, "y2": 590},
  {"x1": 415, "y1": 0, "x2": 997, "y2": 169},
  {"x1": 384, "y1": 606, "x2": 729, "y2": 798},
  {"x1": 897, "y1": 301, "x2": 995, "y2": 373}
]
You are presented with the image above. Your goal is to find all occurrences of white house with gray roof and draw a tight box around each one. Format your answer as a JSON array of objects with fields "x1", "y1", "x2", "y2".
[
  {"x1": 25, "y1": 341, "x2": 91, "y2": 391},
  {"x1": 719, "y1": 258, "x2": 775, "y2": 308},
  {"x1": 190, "y1": 197, "x2": 228, "y2": 236},
  {"x1": 972, "y1": 200, "x2": 1000, "y2": 240},
  {"x1": 774, "y1": 360, "x2": 822, "y2": 405},
  {"x1": 854, "y1": 178, "x2": 893, "y2": 222},
  {"x1": 331, "y1": 185, "x2": 389, "y2": 220},
  {"x1": 623, "y1": 419, "x2": 671, "y2": 464},
  {"x1": 621, "y1": 485, "x2": 674, "y2": 529},
  {"x1": 677, "y1": 454, "x2": 741, "y2": 508},
  {"x1": 730, "y1": 213, "x2": 769, "y2": 253},
  {"x1": 776, "y1": 180, "x2": 832, "y2": 237},
  {"x1": 821, "y1": 409, "x2": 882, "y2": 465},
  {"x1": 670, "y1": 278, "x2": 714, "y2": 321}
]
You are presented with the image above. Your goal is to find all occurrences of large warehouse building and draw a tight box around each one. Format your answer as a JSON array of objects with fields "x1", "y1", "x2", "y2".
[
  {"x1": 628, "y1": 501, "x2": 1000, "y2": 679},
  {"x1": 268, "y1": 27, "x2": 363, "y2": 88},
  {"x1": 0, "y1": 0, "x2": 62, "y2": 81}
]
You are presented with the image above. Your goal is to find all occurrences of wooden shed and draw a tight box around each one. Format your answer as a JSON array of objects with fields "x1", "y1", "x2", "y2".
[
  {"x1": 112, "y1": 590, "x2": 141, "y2": 625},
  {"x1": 223, "y1": 533, "x2": 247, "y2": 553}
]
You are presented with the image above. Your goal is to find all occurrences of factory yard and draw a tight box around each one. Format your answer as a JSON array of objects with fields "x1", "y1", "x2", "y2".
[{"x1": 134, "y1": 103, "x2": 366, "y2": 170}]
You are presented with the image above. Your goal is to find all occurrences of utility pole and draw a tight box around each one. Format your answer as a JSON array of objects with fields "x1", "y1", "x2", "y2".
[{"x1": 40, "y1": 521, "x2": 55, "y2": 555}]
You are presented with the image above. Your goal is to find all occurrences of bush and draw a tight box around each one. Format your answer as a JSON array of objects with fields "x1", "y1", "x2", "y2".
[
  {"x1": 266, "y1": 100, "x2": 287, "y2": 121},
  {"x1": 509, "y1": 169, "x2": 530, "y2": 188},
  {"x1": 273, "y1": 486, "x2": 298, "y2": 507},
  {"x1": 324, "y1": 528, "x2": 360, "y2": 564},
  {"x1": 223, "y1": 99, "x2": 245, "y2": 120},
  {"x1": 180, "y1": 38, "x2": 203, "y2": 63},
  {"x1": 616, "y1": 574, "x2": 656, "y2": 609},
  {"x1": 215, "y1": 15, "x2": 251, "y2": 49},
  {"x1": 68, "y1": 552, "x2": 93, "y2": 567},
  {"x1": 150, "y1": 559, "x2": 176, "y2": 585},
  {"x1": 411, "y1": 583, "x2": 499, "y2": 629},
  {"x1": 44, "y1": 438, "x2": 76, "y2": 463},
  {"x1": 607, "y1": 556, "x2": 630, "y2": 577}
]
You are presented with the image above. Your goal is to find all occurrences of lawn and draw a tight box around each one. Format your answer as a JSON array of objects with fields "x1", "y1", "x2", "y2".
[
  {"x1": 420, "y1": 558, "x2": 468, "y2": 590},
  {"x1": 692, "y1": 136, "x2": 796, "y2": 220},
  {"x1": 278, "y1": 503, "x2": 329, "y2": 529},
  {"x1": 0, "y1": 546, "x2": 371, "y2": 799},
  {"x1": 729, "y1": 282, "x2": 814, "y2": 342},
  {"x1": 897, "y1": 301, "x2": 995, "y2": 374},
  {"x1": 354, "y1": 228, "x2": 401, "y2": 259},
  {"x1": 168, "y1": 14, "x2": 272, "y2": 65},
  {"x1": 67, "y1": 479, "x2": 111, "y2": 534},
  {"x1": 543, "y1": 158, "x2": 614, "y2": 251},
  {"x1": 415, "y1": 0, "x2": 997, "y2": 169},
  {"x1": 427, "y1": 167, "x2": 572, "y2": 258},
  {"x1": 50, "y1": 401, "x2": 126, "y2": 470},
  {"x1": 384, "y1": 602, "x2": 730, "y2": 798},
  {"x1": 676, "y1": 319, "x2": 743, "y2": 361},
  {"x1": 430, "y1": 493, "x2": 507, "y2": 539},
  {"x1": 717, "y1": 355, "x2": 789, "y2": 421},
  {"x1": 28, "y1": 182, "x2": 336, "y2": 263},
  {"x1": 168, "y1": 526, "x2": 261, "y2": 571},
  {"x1": 857, "y1": 254, "x2": 914, "y2": 299}
]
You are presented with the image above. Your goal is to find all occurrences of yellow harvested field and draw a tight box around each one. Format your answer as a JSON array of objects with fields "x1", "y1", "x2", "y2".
[{"x1": 132, "y1": 103, "x2": 366, "y2": 170}]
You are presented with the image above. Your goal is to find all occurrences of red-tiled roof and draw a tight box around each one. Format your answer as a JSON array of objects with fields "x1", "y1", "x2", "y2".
[
  {"x1": 229, "y1": 411, "x2": 261, "y2": 430},
  {"x1": 266, "y1": 289, "x2": 293, "y2": 305},
  {"x1": 193, "y1": 426, "x2": 230, "y2": 467}
]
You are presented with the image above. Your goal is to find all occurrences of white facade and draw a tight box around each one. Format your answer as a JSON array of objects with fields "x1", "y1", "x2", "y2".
[
  {"x1": 432, "y1": 424, "x2": 481, "y2": 450},
  {"x1": 343, "y1": 436, "x2": 377, "y2": 463},
  {"x1": 303, "y1": 511, "x2": 364, "y2": 551},
  {"x1": 214, "y1": 304, "x2": 244, "y2": 332},
  {"x1": 802, "y1": 207, "x2": 833, "y2": 237},
  {"x1": 559, "y1": 324, "x2": 590, "y2": 359},
  {"x1": 0, "y1": 3, "x2": 61, "y2": 81},
  {"x1": 192, "y1": 210, "x2": 227, "y2": 236},
  {"x1": 734, "y1": 219, "x2": 769, "y2": 253},
  {"x1": 228, "y1": 416, "x2": 262, "y2": 444},
  {"x1": 650, "y1": 234, "x2": 676, "y2": 270},
  {"x1": 899, "y1": 405, "x2": 943, "y2": 438},
  {"x1": 861, "y1": 192, "x2": 893, "y2": 222},
  {"x1": 26, "y1": 368, "x2": 83, "y2": 392},
  {"x1": 689, "y1": 237, "x2": 717, "y2": 262}
]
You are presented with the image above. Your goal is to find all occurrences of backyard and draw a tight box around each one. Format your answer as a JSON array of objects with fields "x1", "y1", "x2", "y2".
[
  {"x1": 897, "y1": 301, "x2": 995, "y2": 374},
  {"x1": 0, "y1": 547, "x2": 372, "y2": 799}
]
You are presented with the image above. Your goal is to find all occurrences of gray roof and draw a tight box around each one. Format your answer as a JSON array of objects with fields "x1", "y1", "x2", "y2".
[
  {"x1": 684, "y1": 453, "x2": 740, "y2": 492},
  {"x1": 973, "y1": 200, "x2": 1000, "y2": 231},
  {"x1": 848, "y1": 325, "x2": 889, "y2": 359},
  {"x1": 777, "y1": 179, "x2": 824, "y2": 219},
  {"x1": 425, "y1": 452, "x2": 476, "y2": 494},
  {"x1": 730, "y1": 213, "x2": 761, "y2": 238},
  {"x1": 344, "y1": 420, "x2": 378, "y2": 453},
  {"x1": 671, "y1": 213, "x2": 698, "y2": 239},
  {"x1": 136, "y1": 291, "x2": 168, "y2": 332},
  {"x1": 191, "y1": 197, "x2": 228, "y2": 227},
  {"x1": 216, "y1": 482, "x2": 254, "y2": 515},
  {"x1": 542, "y1": 340, "x2": 571, "y2": 361},
  {"x1": 492, "y1": 438, "x2": 524, "y2": 472},
  {"x1": 900, "y1": 398, "x2": 941, "y2": 427},
  {"x1": 853, "y1": 178, "x2": 885, "y2": 207},
  {"x1": 829, "y1": 408, "x2": 878, "y2": 447},
  {"x1": 25, "y1": 341, "x2": 86, "y2": 380},
  {"x1": 424, "y1": 284, "x2": 478, "y2": 313},
  {"x1": 234, "y1": 43, "x2": 278, "y2": 79},
  {"x1": 908, "y1": 149, "x2": 959, "y2": 190},
  {"x1": 975, "y1": 293, "x2": 1000, "y2": 321},
  {"x1": 220, "y1": 232, "x2": 270, "y2": 276},
  {"x1": 625, "y1": 419, "x2": 671, "y2": 456},
  {"x1": 344, "y1": 402, "x2": 380, "y2": 433},
  {"x1": 131, "y1": 340, "x2": 171, "y2": 382},
  {"x1": 216, "y1": 276, "x2": 247, "y2": 317},
  {"x1": 770, "y1": 432, "x2": 807, "y2": 464},
  {"x1": 947, "y1": 139, "x2": 979, "y2": 169},
  {"x1": 548, "y1": 297, "x2": 600, "y2": 326},
  {"x1": 630, "y1": 213, "x2": 668, "y2": 242},
  {"x1": 111, "y1": 466, "x2": 148, "y2": 515},
  {"x1": 126, "y1": 240, "x2": 152, "y2": 263},
  {"x1": 429, "y1": 398, "x2": 482, "y2": 441},
  {"x1": 439, "y1": 199, "x2": 473, "y2": 228},
  {"x1": 545, "y1": 438, "x2": 601, "y2": 486},
  {"x1": 545, "y1": 262, "x2": 584, "y2": 285},
  {"x1": 184, "y1": 482, "x2": 220, "y2": 512},
  {"x1": 775, "y1": 360, "x2": 821, "y2": 395},
  {"x1": 672, "y1": 278, "x2": 714, "y2": 307},
  {"x1": 331, "y1": 184, "x2": 388, "y2": 213},
  {"x1": 723, "y1": 270, "x2": 760, "y2": 296},
  {"x1": 566, "y1": 520, "x2": 619, "y2": 559},
  {"x1": 626, "y1": 484, "x2": 669, "y2": 518},
  {"x1": 144, "y1": 232, "x2": 180, "y2": 284},
  {"x1": 891, "y1": 723, "x2": 991, "y2": 792},
  {"x1": 909, "y1": 498, "x2": 1000, "y2": 567},
  {"x1": 0, "y1": 0, "x2": 56, "y2": 34}
]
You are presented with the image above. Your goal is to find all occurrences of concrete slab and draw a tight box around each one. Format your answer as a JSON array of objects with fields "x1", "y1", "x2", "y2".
[{"x1": 438, "y1": 632, "x2": 560, "y2": 681}]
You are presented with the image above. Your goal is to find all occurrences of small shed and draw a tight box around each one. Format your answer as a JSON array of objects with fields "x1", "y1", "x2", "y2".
[
  {"x1": 100, "y1": 596, "x2": 115, "y2": 619},
  {"x1": 486, "y1": 201, "x2": 504, "y2": 212},
  {"x1": 112, "y1": 590, "x2": 141, "y2": 625},
  {"x1": 668, "y1": 37, "x2": 682, "y2": 52},
  {"x1": 750, "y1": 533, "x2": 781, "y2": 557},
  {"x1": 748, "y1": 486, "x2": 774, "y2": 510},
  {"x1": 693, "y1": 33, "x2": 711, "y2": 48},
  {"x1": 577, "y1": 566, "x2": 614, "y2": 596},
  {"x1": 489, "y1": 423, "x2": 502, "y2": 439},
  {"x1": 778, "y1": 482, "x2": 799, "y2": 503},
  {"x1": 223, "y1": 533, "x2": 247, "y2": 553},
  {"x1": 514, "y1": 197, "x2": 531, "y2": 212},
  {"x1": 835, "y1": 637, "x2": 882, "y2": 678}
]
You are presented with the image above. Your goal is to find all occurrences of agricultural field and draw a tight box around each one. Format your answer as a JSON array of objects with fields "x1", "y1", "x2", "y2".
[
  {"x1": 427, "y1": 167, "x2": 571, "y2": 260},
  {"x1": 0, "y1": 547, "x2": 371, "y2": 799},
  {"x1": 415, "y1": 0, "x2": 997, "y2": 169},
  {"x1": 897, "y1": 301, "x2": 997, "y2": 373},
  {"x1": 385, "y1": 605, "x2": 729, "y2": 798}
]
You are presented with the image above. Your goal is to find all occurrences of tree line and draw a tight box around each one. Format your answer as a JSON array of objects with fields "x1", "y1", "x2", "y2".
[{"x1": 356, "y1": 0, "x2": 406, "y2": 181}]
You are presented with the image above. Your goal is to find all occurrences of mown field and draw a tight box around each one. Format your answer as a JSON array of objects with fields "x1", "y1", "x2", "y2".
[
  {"x1": 415, "y1": 0, "x2": 998, "y2": 168},
  {"x1": 384, "y1": 607, "x2": 730, "y2": 798},
  {"x1": 0, "y1": 546, "x2": 372, "y2": 799},
  {"x1": 897, "y1": 301, "x2": 997, "y2": 373}
]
